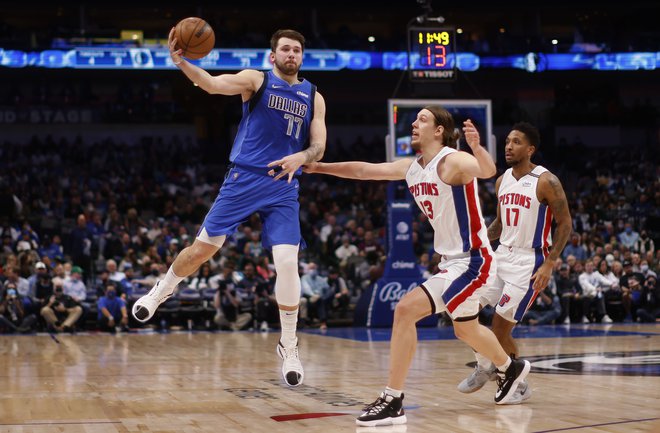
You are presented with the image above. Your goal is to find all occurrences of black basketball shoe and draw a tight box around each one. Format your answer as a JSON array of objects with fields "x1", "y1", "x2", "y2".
[
  {"x1": 356, "y1": 392, "x2": 407, "y2": 427},
  {"x1": 494, "y1": 359, "x2": 531, "y2": 405}
]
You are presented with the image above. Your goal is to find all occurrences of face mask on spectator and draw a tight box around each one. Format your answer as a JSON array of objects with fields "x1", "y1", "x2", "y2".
[
  {"x1": 107, "y1": 290, "x2": 116, "y2": 299},
  {"x1": 7, "y1": 288, "x2": 17, "y2": 297},
  {"x1": 309, "y1": 270, "x2": 317, "y2": 278},
  {"x1": 625, "y1": 227, "x2": 632, "y2": 234},
  {"x1": 151, "y1": 270, "x2": 160, "y2": 276},
  {"x1": 641, "y1": 265, "x2": 649, "y2": 273}
]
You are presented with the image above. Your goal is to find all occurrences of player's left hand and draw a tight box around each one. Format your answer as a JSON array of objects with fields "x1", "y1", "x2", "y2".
[
  {"x1": 168, "y1": 27, "x2": 184, "y2": 66},
  {"x1": 530, "y1": 260, "x2": 553, "y2": 292},
  {"x1": 462, "y1": 119, "x2": 481, "y2": 150},
  {"x1": 267, "y1": 152, "x2": 307, "y2": 183}
]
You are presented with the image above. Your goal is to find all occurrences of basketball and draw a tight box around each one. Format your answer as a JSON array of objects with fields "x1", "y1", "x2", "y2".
[{"x1": 173, "y1": 17, "x2": 215, "y2": 60}]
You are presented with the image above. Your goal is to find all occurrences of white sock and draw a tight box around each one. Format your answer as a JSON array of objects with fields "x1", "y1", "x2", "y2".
[
  {"x1": 161, "y1": 268, "x2": 184, "y2": 291},
  {"x1": 475, "y1": 351, "x2": 494, "y2": 370},
  {"x1": 279, "y1": 308, "x2": 298, "y2": 347},
  {"x1": 384, "y1": 387, "x2": 402, "y2": 398},
  {"x1": 496, "y1": 356, "x2": 512, "y2": 373}
]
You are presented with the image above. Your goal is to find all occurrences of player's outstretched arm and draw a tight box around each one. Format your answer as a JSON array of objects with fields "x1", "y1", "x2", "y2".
[
  {"x1": 169, "y1": 27, "x2": 260, "y2": 98},
  {"x1": 267, "y1": 92, "x2": 327, "y2": 183},
  {"x1": 531, "y1": 172, "x2": 572, "y2": 291},
  {"x1": 303, "y1": 158, "x2": 413, "y2": 181}
]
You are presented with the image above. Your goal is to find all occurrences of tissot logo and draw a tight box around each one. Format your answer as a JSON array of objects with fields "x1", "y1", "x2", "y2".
[{"x1": 468, "y1": 351, "x2": 660, "y2": 376}]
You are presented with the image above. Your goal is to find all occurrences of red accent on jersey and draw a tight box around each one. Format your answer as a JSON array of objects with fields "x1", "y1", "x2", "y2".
[
  {"x1": 465, "y1": 181, "x2": 483, "y2": 249},
  {"x1": 543, "y1": 207, "x2": 553, "y2": 248},
  {"x1": 446, "y1": 248, "x2": 492, "y2": 313}
]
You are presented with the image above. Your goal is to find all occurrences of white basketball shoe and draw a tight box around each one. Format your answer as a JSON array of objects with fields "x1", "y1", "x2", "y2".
[
  {"x1": 277, "y1": 339, "x2": 304, "y2": 387},
  {"x1": 132, "y1": 281, "x2": 175, "y2": 322}
]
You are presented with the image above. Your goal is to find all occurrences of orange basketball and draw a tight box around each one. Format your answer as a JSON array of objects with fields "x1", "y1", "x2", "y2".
[{"x1": 173, "y1": 17, "x2": 215, "y2": 60}]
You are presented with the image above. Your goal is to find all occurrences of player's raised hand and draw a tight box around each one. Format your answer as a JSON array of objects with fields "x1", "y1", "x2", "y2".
[
  {"x1": 168, "y1": 27, "x2": 184, "y2": 66},
  {"x1": 267, "y1": 152, "x2": 307, "y2": 183},
  {"x1": 462, "y1": 119, "x2": 481, "y2": 150}
]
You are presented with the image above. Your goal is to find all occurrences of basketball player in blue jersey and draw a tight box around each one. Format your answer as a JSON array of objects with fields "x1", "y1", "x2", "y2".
[
  {"x1": 132, "y1": 29, "x2": 327, "y2": 387},
  {"x1": 305, "y1": 106, "x2": 530, "y2": 426},
  {"x1": 458, "y1": 122, "x2": 572, "y2": 403}
]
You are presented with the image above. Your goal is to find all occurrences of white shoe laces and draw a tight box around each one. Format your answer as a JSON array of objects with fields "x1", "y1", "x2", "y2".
[
  {"x1": 146, "y1": 282, "x2": 173, "y2": 303},
  {"x1": 282, "y1": 345, "x2": 300, "y2": 360},
  {"x1": 362, "y1": 394, "x2": 391, "y2": 415}
]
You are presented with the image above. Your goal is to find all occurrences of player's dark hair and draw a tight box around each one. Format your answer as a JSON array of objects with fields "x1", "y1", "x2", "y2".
[
  {"x1": 425, "y1": 105, "x2": 459, "y2": 149},
  {"x1": 512, "y1": 122, "x2": 540, "y2": 150},
  {"x1": 271, "y1": 29, "x2": 305, "y2": 52}
]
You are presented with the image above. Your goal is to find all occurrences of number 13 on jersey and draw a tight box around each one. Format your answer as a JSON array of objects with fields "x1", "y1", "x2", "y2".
[{"x1": 420, "y1": 200, "x2": 434, "y2": 219}]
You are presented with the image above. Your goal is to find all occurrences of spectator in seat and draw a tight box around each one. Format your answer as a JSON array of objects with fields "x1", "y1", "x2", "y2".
[
  {"x1": 555, "y1": 263, "x2": 582, "y2": 323},
  {"x1": 327, "y1": 266, "x2": 350, "y2": 319},
  {"x1": 40, "y1": 277, "x2": 82, "y2": 333},
  {"x1": 97, "y1": 284, "x2": 128, "y2": 332},
  {"x1": 636, "y1": 275, "x2": 659, "y2": 323},
  {"x1": 0, "y1": 283, "x2": 37, "y2": 333},
  {"x1": 301, "y1": 262, "x2": 332, "y2": 330},
  {"x1": 522, "y1": 286, "x2": 561, "y2": 325},
  {"x1": 578, "y1": 260, "x2": 614, "y2": 323}
]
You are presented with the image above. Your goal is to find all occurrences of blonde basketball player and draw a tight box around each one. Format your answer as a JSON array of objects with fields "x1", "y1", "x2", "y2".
[
  {"x1": 304, "y1": 106, "x2": 530, "y2": 427},
  {"x1": 458, "y1": 122, "x2": 572, "y2": 403}
]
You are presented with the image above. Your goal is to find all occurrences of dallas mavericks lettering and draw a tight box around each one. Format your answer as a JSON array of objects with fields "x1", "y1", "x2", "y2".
[{"x1": 268, "y1": 94, "x2": 308, "y2": 117}]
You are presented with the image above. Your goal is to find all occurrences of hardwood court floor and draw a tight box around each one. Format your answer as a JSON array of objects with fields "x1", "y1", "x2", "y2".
[{"x1": 0, "y1": 323, "x2": 658, "y2": 433}]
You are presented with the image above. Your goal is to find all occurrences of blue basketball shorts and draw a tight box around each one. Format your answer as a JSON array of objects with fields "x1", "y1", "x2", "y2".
[{"x1": 199, "y1": 165, "x2": 303, "y2": 249}]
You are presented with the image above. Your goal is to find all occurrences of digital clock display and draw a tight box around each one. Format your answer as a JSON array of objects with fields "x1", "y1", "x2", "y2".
[{"x1": 408, "y1": 27, "x2": 457, "y2": 81}]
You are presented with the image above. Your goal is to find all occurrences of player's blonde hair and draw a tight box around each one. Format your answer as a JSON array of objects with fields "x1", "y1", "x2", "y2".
[{"x1": 424, "y1": 105, "x2": 460, "y2": 148}]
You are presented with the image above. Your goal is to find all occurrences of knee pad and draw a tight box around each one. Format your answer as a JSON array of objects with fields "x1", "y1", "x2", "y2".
[{"x1": 272, "y1": 244, "x2": 301, "y2": 307}]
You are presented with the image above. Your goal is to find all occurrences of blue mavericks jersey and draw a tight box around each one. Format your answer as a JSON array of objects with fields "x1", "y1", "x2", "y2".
[{"x1": 230, "y1": 70, "x2": 315, "y2": 172}]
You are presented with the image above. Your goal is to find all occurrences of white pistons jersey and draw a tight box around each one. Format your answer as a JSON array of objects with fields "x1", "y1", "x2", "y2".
[
  {"x1": 498, "y1": 165, "x2": 552, "y2": 250},
  {"x1": 406, "y1": 147, "x2": 491, "y2": 256}
]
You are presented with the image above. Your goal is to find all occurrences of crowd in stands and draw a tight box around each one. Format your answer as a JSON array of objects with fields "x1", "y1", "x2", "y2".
[
  {"x1": 0, "y1": 133, "x2": 658, "y2": 334},
  {"x1": 3, "y1": 77, "x2": 659, "y2": 131}
]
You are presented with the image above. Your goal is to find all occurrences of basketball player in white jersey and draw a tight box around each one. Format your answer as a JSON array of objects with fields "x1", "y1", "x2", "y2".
[
  {"x1": 457, "y1": 122, "x2": 572, "y2": 403},
  {"x1": 304, "y1": 106, "x2": 530, "y2": 426}
]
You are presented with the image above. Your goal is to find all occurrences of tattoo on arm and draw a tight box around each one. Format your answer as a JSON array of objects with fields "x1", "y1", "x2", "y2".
[
  {"x1": 547, "y1": 175, "x2": 564, "y2": 198},
  {"x1": 302, "y1": 142, "x2": 325, "y2": 164},
  {"x1": 549, "y1": 199, "x2": 571, "y2": 261},
  {"x1": 487, "y1": 218, "x2": 502, "y2": 242},
  {"x1": 545, "y1": 174, "x2": 572, "y2": 261}
]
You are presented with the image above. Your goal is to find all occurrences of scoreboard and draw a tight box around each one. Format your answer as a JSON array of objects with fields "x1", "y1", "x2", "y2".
[{"x1": 407, "y1": 26, "x2": 457, "y2": 81}]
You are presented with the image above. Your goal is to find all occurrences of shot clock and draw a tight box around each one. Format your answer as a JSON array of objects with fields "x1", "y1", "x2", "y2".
[{"x1": 407, "y1": 26, "x2": 457, "y2": 81}]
